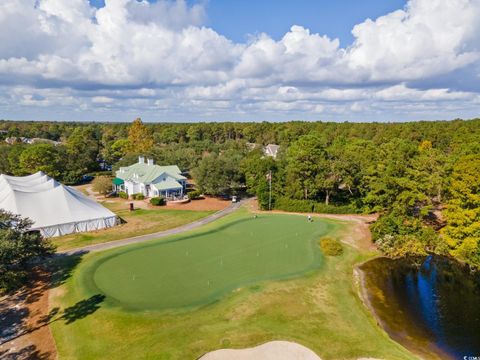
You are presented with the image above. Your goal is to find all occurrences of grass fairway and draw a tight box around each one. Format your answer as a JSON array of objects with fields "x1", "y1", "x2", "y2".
[
  {"x1": 50, "y1": 209, "x2": 416, "y2": 360},
  {"x1": 53, "y1": 201, "x2": 214, "y2": 251}
]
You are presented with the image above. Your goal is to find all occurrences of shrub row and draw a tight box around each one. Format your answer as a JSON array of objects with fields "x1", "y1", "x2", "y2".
[
  {"x1": 132, "y1": 193, "x2": 145, "y2": 200},
  {"x1": 118, "y1": 191, "x2": 128, "y2": 199},
  {"x1": 274, "y1": 197, "x2": 359, "y2": 214}
]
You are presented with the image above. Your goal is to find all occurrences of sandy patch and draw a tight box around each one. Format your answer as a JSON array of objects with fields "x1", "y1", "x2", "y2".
[{"x1": 199, "y1": 341, "x2": 322, "y2": 360}]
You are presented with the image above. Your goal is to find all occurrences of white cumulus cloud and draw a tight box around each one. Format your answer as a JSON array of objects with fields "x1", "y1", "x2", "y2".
[{"x1": 0, "y1": 0, "x2": 479, "y2": 122}]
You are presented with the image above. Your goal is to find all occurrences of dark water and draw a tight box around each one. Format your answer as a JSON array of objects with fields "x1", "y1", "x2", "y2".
[{"x1": 360, "y1": 256, "x2": 480, "y2": 359}]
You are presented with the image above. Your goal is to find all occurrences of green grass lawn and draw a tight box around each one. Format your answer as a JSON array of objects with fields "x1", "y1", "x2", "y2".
[
  {"x1": 49, "y1": 209, "x2": 416, "y2": 360},
  {"x1": 83, "y1": 213, "x2": 335, "y2": 310},
  {"x1": 53, "y1": 201, "x2": 214, "y2": 251}
]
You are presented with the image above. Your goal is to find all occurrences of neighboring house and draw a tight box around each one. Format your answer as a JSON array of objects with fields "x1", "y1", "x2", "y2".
[
  {"x1": 5, "y1": 137, "x2": 19, "y2": 145},
  {"x1": 113, "y1": 156, "x2": 187, "y2": 199},
  {"x1": 264, "y1": 144, "x2": 280, "y2": 159},
  {"x1": 4, "y1": 137, "x2": 61, "y2": 146}
]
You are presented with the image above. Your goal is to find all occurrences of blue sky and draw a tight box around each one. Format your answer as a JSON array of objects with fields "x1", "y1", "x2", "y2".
[
  {"x1": 0, "y1": 0, "x2": 479, "y2": 122},
  {"x1": 205, "y1": 0, "x2": 407, "y2": 46},
  {"x1": 90, "y1": 0, "x2": 407, "y2": 46}
]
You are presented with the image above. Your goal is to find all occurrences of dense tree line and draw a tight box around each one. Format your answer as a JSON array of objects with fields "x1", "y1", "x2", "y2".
[{"x1": 0, "y1": 118, "x2": 479, "y2": 266}]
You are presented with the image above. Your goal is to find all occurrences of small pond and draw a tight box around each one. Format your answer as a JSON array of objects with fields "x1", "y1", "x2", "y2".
[{"x1": 360, "y1": 255, "x2": 480, "y2": 359}]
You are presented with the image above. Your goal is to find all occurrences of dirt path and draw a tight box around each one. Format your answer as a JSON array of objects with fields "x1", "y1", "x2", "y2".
[{"x1": 0, "y1": 270, "x2": 57, "y2": 360}]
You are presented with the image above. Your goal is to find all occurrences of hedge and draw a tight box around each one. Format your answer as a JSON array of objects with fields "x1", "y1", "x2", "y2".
[
  {"x1": 150, "y1": 197, "x2": 166, "y2": 206},
  {"x1": 119, "y1": 191, "x2": 128, "y2": 199},
  {"x1": 273, "y1": 197, "x2": 359, "y2": 214},
  {"x1": 132, "y1": 194, "x2": 145, "y2": 200},
  {"x1": 188, "y1": 190, "x2": 202, "y2": 200}
]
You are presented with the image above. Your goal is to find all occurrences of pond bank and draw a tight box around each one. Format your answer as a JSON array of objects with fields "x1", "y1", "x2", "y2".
[{"x1": 357, "y1": 255, "x2": 480, "y2": 359}]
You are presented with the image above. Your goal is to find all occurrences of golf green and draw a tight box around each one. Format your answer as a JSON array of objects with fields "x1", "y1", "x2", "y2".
[{"x1": 84, "y1": 212, "x2": 342, "y2": 311}]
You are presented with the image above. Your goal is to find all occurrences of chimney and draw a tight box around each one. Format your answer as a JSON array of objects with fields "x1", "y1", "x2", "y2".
[
  {"x1": 138, "y1": 156, "x2": 145, "y2": 164},
  {"x1": 147, "y1": 158, "x2": 154, "y2": 166}
]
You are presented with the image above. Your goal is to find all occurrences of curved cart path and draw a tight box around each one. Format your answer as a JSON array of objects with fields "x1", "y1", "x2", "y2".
[{"x1": 60, "y1": 200, "x2": 244, "y2": 255}]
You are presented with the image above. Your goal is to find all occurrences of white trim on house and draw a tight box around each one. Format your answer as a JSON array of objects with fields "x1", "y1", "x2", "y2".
[{"x1": 114, "y1": 157, "x2": 186, "y2": 199}]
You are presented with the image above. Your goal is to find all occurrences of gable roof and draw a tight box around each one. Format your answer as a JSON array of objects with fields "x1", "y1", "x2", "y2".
[
  {"x1": 265, "y1": 144, "x2": 280, "y2": 157},
  {"x1": 152, "y1": 178, "x2": 183, "y2": 191},
  {"x1": 116, "y1": 163, "x2": 186, "y2": 184}
]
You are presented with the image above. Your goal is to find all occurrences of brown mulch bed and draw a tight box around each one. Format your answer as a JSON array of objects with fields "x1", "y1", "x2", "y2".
[
  {"x1": 166, "y1": 196, "x2": 231, "y2": 211},
  {"x1": 103, "y1": 196, "x2": 231, "y2": 212},
  {"x1": 0, "y1": 270, "x2": 56, "y2": 360}
]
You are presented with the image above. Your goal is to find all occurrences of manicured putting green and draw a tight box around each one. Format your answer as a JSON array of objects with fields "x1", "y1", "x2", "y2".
[{"x1": 87, "y1": 212, "x2": 341, "y2": 311}]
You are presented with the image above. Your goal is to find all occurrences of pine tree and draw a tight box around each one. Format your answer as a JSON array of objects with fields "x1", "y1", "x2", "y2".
[{"x1": 127, "y1": 118, "x2": 154, "y2": 154}]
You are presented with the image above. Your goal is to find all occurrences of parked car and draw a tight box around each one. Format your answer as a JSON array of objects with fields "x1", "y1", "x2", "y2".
[{"x1": 81, "y1": 175, "x2": 94, "y2": 183}]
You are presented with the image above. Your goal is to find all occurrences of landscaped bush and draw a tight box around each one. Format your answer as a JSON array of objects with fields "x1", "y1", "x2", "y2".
[
  {"x1": 132, "y1": 194, "x2": 145, "y2": 200},
  {"x1": 274, "y1": 197, "x2": 359, "y2": 214},
  {"x1": 319, "y1": 237, "x2": 344, "y2": 256},
  {"x1": 188, "y1": 190, "x2": 202, "y2": 200},
  {"x1": 92, "y1": 176, "x2": 113, "y2": 196},
  {"x1": 118, "y1": 191, "x2": 128, "y2": 199},
  {"x1": 150, "y1": 197, "x2": 166, "y2": 206}
]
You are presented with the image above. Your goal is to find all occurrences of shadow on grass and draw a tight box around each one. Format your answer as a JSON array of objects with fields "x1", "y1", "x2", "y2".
[
  {"x1": 59, "y1": 294, "x2": 105, "y2": 324},
  {"x1": 48, "y1": 251, "x2": 87, "y2": 289}
]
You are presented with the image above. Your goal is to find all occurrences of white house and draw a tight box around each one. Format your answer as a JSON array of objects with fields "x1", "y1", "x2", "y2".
[
  {"x1": 264, "y1": 144, "x2": 280, "y2": 159},
  {"x1": 113, "y1": 157, "x2": 187, "y2": 199}
]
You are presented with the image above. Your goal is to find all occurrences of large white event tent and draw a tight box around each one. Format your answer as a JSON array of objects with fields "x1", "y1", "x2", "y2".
[{"x1": 0, "y1": 172, "x2": 118, "y2": 237}]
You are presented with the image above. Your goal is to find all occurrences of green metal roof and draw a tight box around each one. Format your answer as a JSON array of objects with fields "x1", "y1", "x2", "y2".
[
  {"x1": 116, "y1": 163, "x2": 185, "y2": 184},
  {"x1": 112, "y1": 177, "x2": 124, "y2": 185},
  {"x1": 152, "y1": 178, "x2": 183, "y2": 191}
]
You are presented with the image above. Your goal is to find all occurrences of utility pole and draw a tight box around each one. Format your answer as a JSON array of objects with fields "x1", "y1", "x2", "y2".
[{"x1": 268, "y1": 170, "x2": 272, "y2": 211}]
